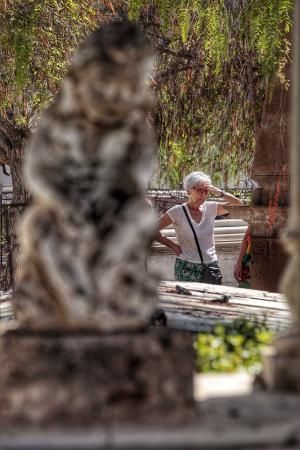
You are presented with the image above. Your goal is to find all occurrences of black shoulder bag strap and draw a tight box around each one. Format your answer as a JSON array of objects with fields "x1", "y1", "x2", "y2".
[{"x1": 182, "y1": 205, "x2": 204, "y2": 264}]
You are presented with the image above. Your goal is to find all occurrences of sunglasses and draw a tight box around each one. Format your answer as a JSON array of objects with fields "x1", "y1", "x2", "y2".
[{"x1": 193, "y1": 187, "x2": 209, "y2": 194}]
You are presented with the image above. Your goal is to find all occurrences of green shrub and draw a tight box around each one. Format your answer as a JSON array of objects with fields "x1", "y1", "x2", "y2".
[{"x1": 194, "y1": 318, "x2": 273, "y2": 374}]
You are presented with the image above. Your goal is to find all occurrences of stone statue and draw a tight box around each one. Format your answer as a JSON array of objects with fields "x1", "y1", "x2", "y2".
[{"x1": 14, "y1": 21, "x2": 158, "y2": 329}]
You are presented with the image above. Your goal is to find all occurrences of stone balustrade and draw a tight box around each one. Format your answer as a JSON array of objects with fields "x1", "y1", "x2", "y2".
[{"x1": 149, "y1": 219, "x2": 248, "y2": 286}]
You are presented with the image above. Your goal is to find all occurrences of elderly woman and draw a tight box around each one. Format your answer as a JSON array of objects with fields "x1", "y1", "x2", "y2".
[{"x1": 156, "y1": 171, "x2": 243, "y2": 283}]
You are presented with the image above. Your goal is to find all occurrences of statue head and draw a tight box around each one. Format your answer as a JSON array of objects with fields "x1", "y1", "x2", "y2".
[{"x1": 60, "y1": 21, "x2": 154, "y2": 124}]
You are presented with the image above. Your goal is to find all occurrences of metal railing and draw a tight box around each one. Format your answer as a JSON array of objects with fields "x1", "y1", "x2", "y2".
[
  {"x1": 147, "y1": 187, "x2": 253, "y2": 215},
  {"x1": 0, "y1": 186, "x2": 253, "y2": 292}
]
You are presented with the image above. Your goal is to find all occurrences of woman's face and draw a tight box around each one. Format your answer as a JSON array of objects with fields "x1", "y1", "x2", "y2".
[{"x1": 189, "y1": 182, "x2": 209, "y2": 202}]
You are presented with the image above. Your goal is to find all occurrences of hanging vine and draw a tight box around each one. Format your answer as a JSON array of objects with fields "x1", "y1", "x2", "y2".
[
  {"x1": 0, "y1": 0, "x2": 99, "y2": 128},
  {"x1": 128, "y1": 0, "x2": 293, "y2": 187},
  {"x1": 0, "y1": 0, "x2": 293, "y2": 188}
]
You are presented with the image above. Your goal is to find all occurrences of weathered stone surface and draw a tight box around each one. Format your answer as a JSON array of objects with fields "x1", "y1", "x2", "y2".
[
  {"x1": 248, "y1": 59, "x2": 291, "y2": 292},
  {"x1": 227, "y1": 205, "x2": 289, "y2": 292},
  {"x1": 226, "y1": 205, "x2": 289, "y2": 237},
  {"x1": 0, "y1": 328, "x2": 194, "y2": 426},
  {"x1": 249, "y1": 205, "x2": 288, "y2": 292},
  {"x1": 251, "y1": 174, "x2": 290, "y2": 207},
  {"x1": 14, "y1": 22, "x2": 158, "y2": 329},
  {"x1": 261, "y1": 332, "x2": 300, "y2": 391},
  {"x1": 251, "y1": 70, "x2": 291, "y2": 209},
  {"x1": 250, "y1": 237, "x2": 288, "y2": 292}
]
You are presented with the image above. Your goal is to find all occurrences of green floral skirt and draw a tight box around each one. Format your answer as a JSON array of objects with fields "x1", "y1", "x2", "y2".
[{"x1": 175, "y1": 258, "x2": 222, "y2": 284}]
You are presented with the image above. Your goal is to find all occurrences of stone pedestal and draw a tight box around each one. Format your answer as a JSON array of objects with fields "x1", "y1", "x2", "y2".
[
  {"x1": 226, "y1": 205, "x2": 289, "y2": 292},
  {"x1": 249, "y1": 57, "x2": 291, "y2": 292},
  {"x1": 249, "y1": 205, "x2": 289, "y2": 292},
  {"x1": 0, "y1": 328, "x2": 194, "y2": 427},
  {"x1": 261, "y1": 332, "x2": 300, "y2": 391},
  {"x1": 250, "y1": 237, "x2": 288, "y2": 292}
]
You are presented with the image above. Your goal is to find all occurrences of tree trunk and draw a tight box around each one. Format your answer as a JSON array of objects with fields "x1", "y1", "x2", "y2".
[{"x1": 0, "y1": 117, "x2": 29, "y2": 287}]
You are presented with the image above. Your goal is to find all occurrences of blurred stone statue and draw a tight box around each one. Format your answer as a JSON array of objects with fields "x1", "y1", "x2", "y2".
[{"x1": 14, "y1": 21, "x2": 157, "y2": 329}]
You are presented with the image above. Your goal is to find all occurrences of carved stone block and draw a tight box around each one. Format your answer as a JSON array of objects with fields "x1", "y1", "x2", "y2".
[
  {"x1": 250, "y1": 237, "x2": 288, "y2": 292},
  {"x1": 0, "y1": 328, "x2": 194, "y2": 426},
  {"x1": 262, "y1": 333, "x2": 300, "y2": 391}
]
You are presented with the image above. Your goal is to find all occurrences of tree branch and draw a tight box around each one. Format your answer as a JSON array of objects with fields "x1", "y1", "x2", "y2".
[{"x1": 156, "y1": 45, "x2": 193, "y2": 60}]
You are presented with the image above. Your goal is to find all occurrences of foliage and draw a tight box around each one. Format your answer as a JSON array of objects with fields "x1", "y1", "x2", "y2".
[
  {"x1": 0, "y1": 0, "x2": 99, "y2": 128},
  {"x1": 128, "y1": 0, "x2": 293, "y2": 186},
  {"x1": 247, "y1": 0, "x2": 292, "y2": 81},
  {"x1": 0, "y1": 0, "x2": 293, "y2": 188},
  {"x1": 194, "y1": 318, "x2": 273, "y2": 374}
]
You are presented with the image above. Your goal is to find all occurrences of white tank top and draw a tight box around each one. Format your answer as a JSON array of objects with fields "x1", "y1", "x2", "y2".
[{"x1": 167, "y1": 201, "x2": 219, "y2": 264}]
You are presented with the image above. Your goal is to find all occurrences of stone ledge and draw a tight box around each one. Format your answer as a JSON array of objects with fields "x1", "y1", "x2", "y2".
[
  {"x1": 1, "y1": 392, "x2": 300, "y2": 449},
  {"x1": 0, "y1": 328, "x2": 194, "y2": 427}
]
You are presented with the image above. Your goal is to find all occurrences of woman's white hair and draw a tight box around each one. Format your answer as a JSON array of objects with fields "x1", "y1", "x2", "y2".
[{"x1": 183, "y1": 171, "x2": 211, "y2": 191}]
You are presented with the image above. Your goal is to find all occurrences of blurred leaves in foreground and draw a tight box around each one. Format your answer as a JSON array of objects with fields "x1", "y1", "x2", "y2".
[{"x1": 195, "y1": 318, "x2": 273, "y2": 374}]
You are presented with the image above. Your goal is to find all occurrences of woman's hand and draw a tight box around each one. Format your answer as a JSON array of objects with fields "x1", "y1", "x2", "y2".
[
  {"x1": 209, "y1": 184, "x2": 243, "y2": 210},
  {"x1": 208, "y1": 184, "x2": 222, "y2": 196},
  {"x1": 155, "y1": 227, "x2": 181, "y2": 256},
  {"x1": 171, "y1": 243, "x2": 182, "y2": 256},
  {"x1": 234, "y1": 261, "x2": 242, "y2": 282}
]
